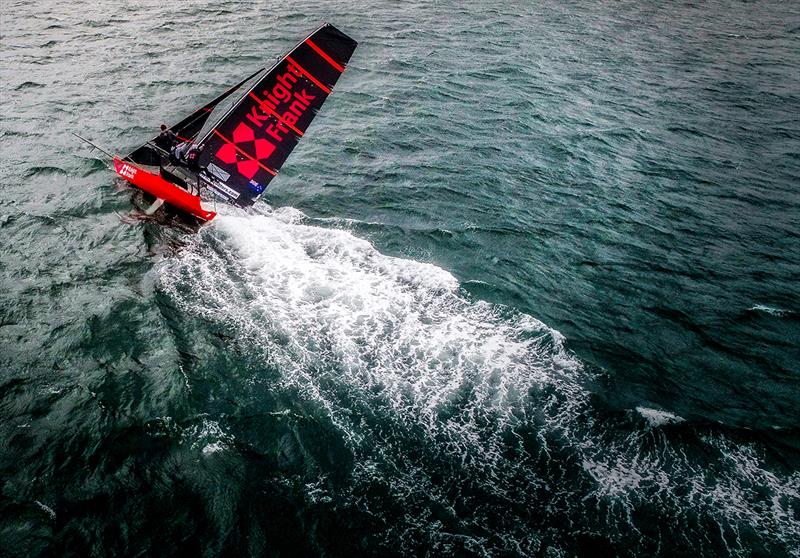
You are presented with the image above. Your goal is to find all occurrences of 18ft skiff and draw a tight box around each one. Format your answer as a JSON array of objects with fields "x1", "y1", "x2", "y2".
[{"x1": 79, "y1": 24, "x2": 357, "y2": 222}]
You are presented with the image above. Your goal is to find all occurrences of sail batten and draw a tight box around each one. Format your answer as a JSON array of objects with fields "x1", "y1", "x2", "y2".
[{"x1": 197, "y1": 23, "x2": 357, "y2": 206}]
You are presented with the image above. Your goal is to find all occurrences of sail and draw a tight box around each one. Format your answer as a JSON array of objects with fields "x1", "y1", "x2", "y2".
[
  {"x1": 197, "y1": 23, "x2": 358, "y2": 206},
  {"x1": 171, "y1": 68, "x2": 265, "y2": 142},
  {"x1": 129, "y1": 68, "x2": 267, "y2": 168}
]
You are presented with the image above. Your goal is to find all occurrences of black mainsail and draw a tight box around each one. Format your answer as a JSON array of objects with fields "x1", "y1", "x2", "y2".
[{"x1": 196, "y1": 23, "x2": 358, "y2": 206}]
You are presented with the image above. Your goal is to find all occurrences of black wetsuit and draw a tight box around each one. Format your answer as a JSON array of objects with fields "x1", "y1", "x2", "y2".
[
  {"x1": 185, "y1": 147, "x2": 200, "y2": 171},
  {"x1": 156, "y1": 129, "x2": 178, "y2": 151}
]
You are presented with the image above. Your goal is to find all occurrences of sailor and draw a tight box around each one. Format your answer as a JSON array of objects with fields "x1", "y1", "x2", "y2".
[
  {"x1": 185, "y1": 145, "x2": 201, "y2": 170},
  {"x1": 156, "y1": 124, "x2": 178, "y2": 150},
  {"x1": 171, "y1": 140, "x2": 190, "y2": 164},
  {"x1": 171, "y1": 141, "x2": 202, "y2": 169}
]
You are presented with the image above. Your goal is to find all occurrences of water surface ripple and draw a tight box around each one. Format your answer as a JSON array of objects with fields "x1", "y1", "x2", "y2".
[{"x1": 1, "y1": 1, "x2": 798, "y2": 556}]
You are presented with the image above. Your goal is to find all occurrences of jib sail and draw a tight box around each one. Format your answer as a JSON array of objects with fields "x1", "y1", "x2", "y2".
[
  {"x1": 172, "y1": 68, "x2": 265, "y2": 142},
  {"x1": 197, "y1": 23, "x2": 357, "y2": 206},
  {"x1": 127, "y1": 68, "x2": 266, "y2": 167}
]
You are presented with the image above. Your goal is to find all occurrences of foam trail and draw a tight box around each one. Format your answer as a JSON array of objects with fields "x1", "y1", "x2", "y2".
[
  {"x1": 750, "y1": 304, "x2": 794, "y2": 317},
  {"x1": 636, "y1": 406, "x2": 685, "y2": 427},
  {"x1": 159, "y1": 207, "x2": 800, "y2": 556}
]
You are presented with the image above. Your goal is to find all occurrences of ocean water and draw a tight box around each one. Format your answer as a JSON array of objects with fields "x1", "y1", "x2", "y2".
[{"x1": 1, "y1": 0, "x2": 799, "y2": 556}]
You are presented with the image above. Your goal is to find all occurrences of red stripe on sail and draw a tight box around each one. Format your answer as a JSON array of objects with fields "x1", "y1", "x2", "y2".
[
  {"x1": 248, "y1": 92, "x2": 304, "y2": 137},
  {"x1": 305, "y1": 38, "x2": 345, "y2": 72},
  {"x1": 213, "y1": 129, "x2": 277, "y2": 176},
  {"x1": 286, "y1": 55, "x2": 331, "y2": 94}
]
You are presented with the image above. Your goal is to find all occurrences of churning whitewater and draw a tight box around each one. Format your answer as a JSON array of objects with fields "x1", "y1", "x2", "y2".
[
  {"x1": 159, "y1": 208, "x2": 799, "y2": 556},
  {"x1": 3, "y1": 0, "x2": 799, "y2": 555}
]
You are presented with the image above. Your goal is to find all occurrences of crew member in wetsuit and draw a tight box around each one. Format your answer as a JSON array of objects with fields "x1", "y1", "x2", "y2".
[
  {"x1": 169, "y1": 141, "x2": 203, "y2": 194},
  {"x1": 171, "y1": 140, "x2": 190, "y2": 164},
  {"x1": 171, "y1": 141, "x2": 201, "y2": 169},
  {"x1": 185, "y1": 145, "x2": 200, "y2": 171},
  {"x1": 156, "y1": 124, "x2": 178, "y2": 150}
]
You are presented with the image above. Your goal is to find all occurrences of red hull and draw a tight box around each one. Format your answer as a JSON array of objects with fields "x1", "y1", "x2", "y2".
[{"x1": 113, "y1": 157, "x2": 216, "y2": 222}]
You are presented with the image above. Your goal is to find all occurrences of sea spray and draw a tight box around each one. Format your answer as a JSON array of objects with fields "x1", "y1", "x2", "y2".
[{"x1": 159, "y1": 207, "x2": 800, "y2": 556}]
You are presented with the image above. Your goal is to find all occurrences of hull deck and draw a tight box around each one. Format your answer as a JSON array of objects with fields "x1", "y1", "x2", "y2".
[{"x1": 115, "y1": 142, "x2": 216, "y2": 222}]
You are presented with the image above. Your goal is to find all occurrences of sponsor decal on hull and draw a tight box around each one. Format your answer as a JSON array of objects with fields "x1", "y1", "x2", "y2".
[
  {"x1": 117, "y1": 163, "x2": 137, "y2": 180},
  {"x1": 202, "y1": 174, "x2": 241, "y2": 200}
]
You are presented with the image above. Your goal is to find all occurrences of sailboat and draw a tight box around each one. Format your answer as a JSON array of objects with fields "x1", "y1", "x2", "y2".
[{"x1": 78, "y1": 24, "x2": 357, "y2": 222}]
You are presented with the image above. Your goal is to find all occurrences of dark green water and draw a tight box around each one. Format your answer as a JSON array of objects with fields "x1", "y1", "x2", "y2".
[{"x1": 1, "y1": 1, "x2": 799, "y2": 556}]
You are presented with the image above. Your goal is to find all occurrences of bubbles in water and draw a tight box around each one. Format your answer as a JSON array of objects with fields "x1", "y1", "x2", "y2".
[
  {"x1": 159, "y1": 207, "x2": 800, "y2": 556},
  {"x1": 636, "y1": 406, "x2": 685, "y2": 427}
]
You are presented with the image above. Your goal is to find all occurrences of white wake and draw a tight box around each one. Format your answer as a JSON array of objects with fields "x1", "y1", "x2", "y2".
[{"x1": 159, "y1": 206, "x2": 799, "y2": 556}]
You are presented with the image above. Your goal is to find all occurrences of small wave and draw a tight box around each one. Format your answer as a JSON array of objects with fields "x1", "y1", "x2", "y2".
[
  {"x1": 311, "y1": 215, "x2": 386, "y2": 227},
  {"x1": 34, "y1": 500, "x2": 56, "y2": 521},
  {"x1": 23, "y1": 165, "x2": 67, "y2": 178},
  {"x1": 15, "y1": 81, "x2": 45, "y2": 90},
  {"x1": 0, "y1": 129, "x2": 45, "y2": 139},
  {"x1": 463, "y1": 279, "x2": 491, "y2": 286},
  {"x1": 749, "y1": 304, "x2": 794, "y2": 317},
  {"x1": 146, "y1": 415, "x2": 232, "y2": 455},
  {"x1": 635, "y1": 406, "x2": 686, "y2": 427},
  {"x1": 184, "y1": 417, "x2": 232, "y2": 455}
]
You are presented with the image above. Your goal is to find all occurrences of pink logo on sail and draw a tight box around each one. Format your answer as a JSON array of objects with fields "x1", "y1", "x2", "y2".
[{"x1": 215, "y1": 122, "x2": 275, "y2": 179}]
